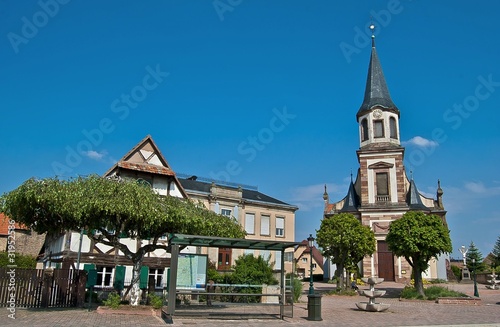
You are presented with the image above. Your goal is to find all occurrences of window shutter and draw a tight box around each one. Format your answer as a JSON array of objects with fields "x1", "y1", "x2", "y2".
[
  {"x1": 140, "y1": 266, "x2": 149, "y2": 289},
  {"x1": 261, "y1": 215, "x2": 270, "y2": 235},
  {"x1": 113, "y1": 265, "x2": 126, "y2": 291},
  {"x1": 245, "y1": 213, "x2": 255, "y2": 234}
]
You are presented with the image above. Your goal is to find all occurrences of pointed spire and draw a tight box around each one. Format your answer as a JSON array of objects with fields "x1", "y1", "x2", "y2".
[
  {"x1": 406, "y1": 178, "x2": 429, "y2": 210},
  {"x1": 323, "y1": 184, "x2": 329, "y2": 202},
  {"x1": 341, "y1": 178, "x2": 359, "y2": 212},
  {"x1": 357, "y1": 24, "x2": 399, "y2": 120}
]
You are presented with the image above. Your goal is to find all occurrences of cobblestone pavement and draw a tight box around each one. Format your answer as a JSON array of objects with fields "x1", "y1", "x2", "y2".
[{"x1": 3, "y1": 282, "x2": 500, "y2": 327}]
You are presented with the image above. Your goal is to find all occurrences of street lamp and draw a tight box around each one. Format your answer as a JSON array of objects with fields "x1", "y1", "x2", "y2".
[
  {"x1": 472, "y1": 258, "x2": 479, "y2": 297},
  {"x1": 308, "y1": 234, "x2": 315, "y2": 295}
]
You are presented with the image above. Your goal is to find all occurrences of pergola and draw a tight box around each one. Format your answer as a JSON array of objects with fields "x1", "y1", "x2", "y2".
[{"x1": 165, "y1": 233, "x2": 301, "y2": 320}]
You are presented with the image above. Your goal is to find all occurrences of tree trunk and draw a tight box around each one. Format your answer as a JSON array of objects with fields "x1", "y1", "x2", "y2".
[
  {"x1": 337, "y1": 263, "x2": 345, "y2": 290},
  {"x1": 413, "y1": 267, "x2": 425, "y2": 297},
  {"x1": 130, "y1": 258, "x2": 143, "y2": 306}
]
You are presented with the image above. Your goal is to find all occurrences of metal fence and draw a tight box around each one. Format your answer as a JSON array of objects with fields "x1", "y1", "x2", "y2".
[{"x1": 0, "y1": 268, "x2": 86, "y2": 308}]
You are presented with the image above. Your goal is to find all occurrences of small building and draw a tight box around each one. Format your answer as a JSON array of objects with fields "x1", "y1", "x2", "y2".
[
  {"x1": 178, "y1": 175, "x2": 298, "y2": 274},
  {"x1": 294, "y1": 240, "x2": 324, "y2": 280},
  {"x1": 0, "y1": 213, "x2": 45, "y2": 266}
]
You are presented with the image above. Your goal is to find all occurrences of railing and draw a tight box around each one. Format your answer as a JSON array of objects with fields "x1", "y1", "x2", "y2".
[{"x1": 376, "y1": 195, "x2": 390, "y2": 203}]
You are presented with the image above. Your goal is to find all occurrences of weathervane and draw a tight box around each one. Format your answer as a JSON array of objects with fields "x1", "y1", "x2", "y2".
[{"x1": 369, "y1": 21, "x2": 375, "y2": 46}]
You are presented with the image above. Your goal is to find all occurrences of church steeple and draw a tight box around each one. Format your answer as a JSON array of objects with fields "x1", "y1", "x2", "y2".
[
  {"x1": 357, "y1": 24, "x2": 401, "y2": 148},
  {"x1": 357, "y1": 25, "x2": 399, "y2": 119}
]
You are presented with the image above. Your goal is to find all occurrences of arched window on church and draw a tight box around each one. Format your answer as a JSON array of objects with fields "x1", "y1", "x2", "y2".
[
  {"x1": 361, "y1": 118, "x2": 369, "y2": 141},
  {"x1": 390, "y1": 117, "x2": 398, "y2": 139},
  {"x1": 374, "y1": 120, "x2": 384, "y2": 138}
]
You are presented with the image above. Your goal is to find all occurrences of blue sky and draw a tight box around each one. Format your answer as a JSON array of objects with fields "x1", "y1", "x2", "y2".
[{"x1": 1, "y1": 1, "x2": 499, "y2": 260}]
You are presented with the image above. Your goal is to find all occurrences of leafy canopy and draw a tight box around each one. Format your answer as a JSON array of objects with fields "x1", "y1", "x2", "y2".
[
  {"x1": 1, "y1": 175, "x2": 246, "y2": 245},
  {"x1": 386, "y1": 211, "x2": 452, "y2": 271},
  {"x1": 386, "y1": 211, "x2": 452, "y2": 297},
  {"x1": 316, "y1": 213, "x2": 376, "y2": 289}
]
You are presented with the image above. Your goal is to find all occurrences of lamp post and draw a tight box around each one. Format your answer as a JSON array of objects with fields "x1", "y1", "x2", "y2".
[
  {"x1": 308, "y1": 234, "x2": 315, "y2": 295},
  {"x1": 472, "y1": 258, "x2": 479, "y2": 297}
]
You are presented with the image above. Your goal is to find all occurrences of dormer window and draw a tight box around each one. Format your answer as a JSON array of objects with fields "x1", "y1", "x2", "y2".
[
  {"x1": 390, "y1": 117, "x2": 397, "y2": 139},
  {"x1": 374, "y1": 120, "x2": 384, "y2": 138},
  {"x1": 361, "y1": 118, "x2": 369, "y2": 141}
]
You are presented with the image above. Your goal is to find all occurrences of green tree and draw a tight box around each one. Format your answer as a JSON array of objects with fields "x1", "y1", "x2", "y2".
[
  {"x1": 491, "y1": 235, "x2": 500, "y2": 268},
  {"x1": 386, "y1": 211, "x2": 452, "y2": 297},
  {"x1": 466, "y1": 241, "x2": 486, "y2": 272},
  {"x1": 316, "y1": 213, "x2": 376, "y2": 290},
  {"x1": 1, "y1": 175, "x2": 245, "y2": 305}
]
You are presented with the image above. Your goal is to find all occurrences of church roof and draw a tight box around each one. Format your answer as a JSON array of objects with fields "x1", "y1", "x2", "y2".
[
  {"x1": 340, "y1": 180, "x2": 360, "y2": 212},
  {"x1": 406, "y1": 179, "x2": 430, "y2": 210},
  {"x1": 357, "y1": 37, "x2": 399, "y2": 119}
]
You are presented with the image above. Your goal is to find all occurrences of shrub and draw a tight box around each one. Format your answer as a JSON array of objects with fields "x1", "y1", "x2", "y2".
[
  {"x1": 0, "y1": 252, "x2": 37, "y2": 268},
  {"x1": 400, "y1": 285, "x2": 467, "y2": 300},
  {"x1": 451, "y1": 265, "x2": 462, "y2": 281},
  {"x1": 148, "y1": 293, "x2": 163, "y2": 309},
  {"x1": 291, "y1": 277, "x2": 303, "y2": 302},
  {"x1": 103, "y1": 292, "x2": 121, "y2": 309}
]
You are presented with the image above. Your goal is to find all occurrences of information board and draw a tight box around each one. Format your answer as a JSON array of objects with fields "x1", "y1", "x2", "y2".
[{"x1": 176, "y1": 254, "x2": 207, "y2": 290}]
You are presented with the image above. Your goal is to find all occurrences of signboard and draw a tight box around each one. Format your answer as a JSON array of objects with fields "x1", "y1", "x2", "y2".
[{"x1": 176, "y1": 254, "x2": 207, "y2": 290}]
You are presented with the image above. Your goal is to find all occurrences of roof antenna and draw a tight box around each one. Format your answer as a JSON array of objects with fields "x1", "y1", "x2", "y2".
[{"x1": 350, "y1": 169, "x2": 353, "y2": 183}]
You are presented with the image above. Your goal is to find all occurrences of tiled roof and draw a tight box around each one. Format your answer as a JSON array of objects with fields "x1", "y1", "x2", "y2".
[
  {"x1": 117, "y1": 161, "x2": 176, "y2": 176},
  {"x1": 0, "y1": 213, "x2": 27, "y2": 236},
  {"x1": 298, "y1": 241, "x2": 324, "y2": 266}
]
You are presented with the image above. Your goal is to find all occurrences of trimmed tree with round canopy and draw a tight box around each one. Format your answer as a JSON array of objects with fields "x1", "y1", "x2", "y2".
[
  {"x1": 386, "y1": 211, "x2": 452, "y2": 297},
  {"x1": 316, "y1": 213, "x2": 376, "y2": 290}
]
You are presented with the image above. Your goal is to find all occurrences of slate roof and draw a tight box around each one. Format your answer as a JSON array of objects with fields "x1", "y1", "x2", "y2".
[
  {"x1": 178, "y1": 178, "x2": 298, "y2": 209},
  {"x1": 357, "y1": 37, "x2": 399, "y2": 119},
  {"x1": 340, "y1": 180, "x2": 360, "y2": 212},
  {"x1": 406, "y1": 179, "x2": 431, "y2": 210}
]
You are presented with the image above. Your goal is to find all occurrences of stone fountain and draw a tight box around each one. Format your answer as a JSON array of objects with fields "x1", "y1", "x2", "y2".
[
  {"x1": 486, "y1": 269, "x2": 499, "y2": 290},
  {"x1": 355, "y1": 277, "x2": 390, "y2": 312}
]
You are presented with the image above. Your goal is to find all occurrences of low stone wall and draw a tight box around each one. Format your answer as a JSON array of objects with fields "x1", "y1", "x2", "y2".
[{"x1": 436, "y1": 297, "x2": 481, "y2": 305}]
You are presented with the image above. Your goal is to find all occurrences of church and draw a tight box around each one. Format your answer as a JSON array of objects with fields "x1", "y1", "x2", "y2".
[{"x1": 323, "y1": 28, "x2": 449, "y2": 282}]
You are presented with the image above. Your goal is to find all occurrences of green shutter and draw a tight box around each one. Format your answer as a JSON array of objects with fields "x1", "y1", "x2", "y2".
[
  {"x1": 113, "y1": 265, "x2": 126, "y2": 291},
  {"x1": 139, "y1": 266, "x2": 149, "y2": 289},
  {"x1": 84, "y1": 264, "x2": 97, "y2": 288}
]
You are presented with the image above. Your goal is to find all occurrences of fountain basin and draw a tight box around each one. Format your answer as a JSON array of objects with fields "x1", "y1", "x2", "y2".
[{"x1": 355, "y1": 302, "x2": 390, "y2": 312}]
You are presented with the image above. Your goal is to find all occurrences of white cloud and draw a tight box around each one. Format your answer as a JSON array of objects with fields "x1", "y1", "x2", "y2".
[
  {"x1": 402, "y1": 136, "x2": 438, "y2": 148},
  {"x1": 84, "y1": 150, "x2": 107, "y2": 161},
  {"x1": 464, "y1": 181, "x2": 488, "y2": 194}
]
